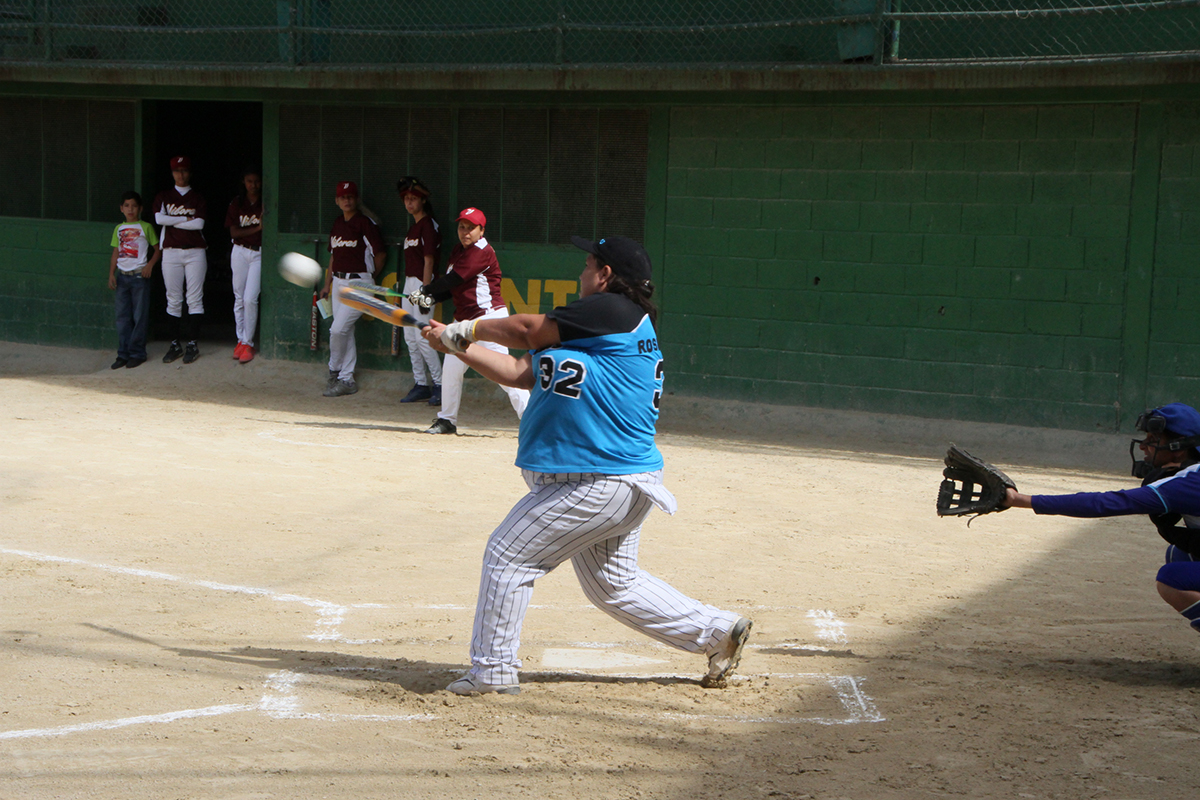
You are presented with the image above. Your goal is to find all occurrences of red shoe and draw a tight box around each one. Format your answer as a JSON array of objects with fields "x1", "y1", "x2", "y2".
[
  {"x1": 239, "y1": 345, "x2": 255, "y2": 364},
  {"x1": 233, "y1": 343, "x2": 245, "y2": 360}
]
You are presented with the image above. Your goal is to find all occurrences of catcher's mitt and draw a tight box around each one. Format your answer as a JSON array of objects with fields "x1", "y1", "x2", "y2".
[{"x1": 936, "y1": 444, "x2": 1017, "y2": 519}]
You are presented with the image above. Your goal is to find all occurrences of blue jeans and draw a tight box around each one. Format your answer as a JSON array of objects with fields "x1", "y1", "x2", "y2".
[{"x1": 114, "y1": 271, "x2": 150, "y2": 360}]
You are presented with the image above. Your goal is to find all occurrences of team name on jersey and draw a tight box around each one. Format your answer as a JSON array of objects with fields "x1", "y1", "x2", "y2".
[
  {"x1": 636, "y1": 337, "x2": 660, "y2": 354},
  {"x1": 330, "y1": 235, "x2": 359, "y2": 249},
  {"x1": 404, "y1": 236, "x2": 420, "y2": 248},
  {"x1": 164, "y1": 203, "x2": 193, "y2": 215},
  {"x1": 239, "y1": 214, "x2": 260, "y2": 227}
]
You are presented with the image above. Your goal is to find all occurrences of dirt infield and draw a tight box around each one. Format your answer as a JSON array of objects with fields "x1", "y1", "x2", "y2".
[{"x1": 2, "y1": 341, "x2": 1198, "y2": 799}]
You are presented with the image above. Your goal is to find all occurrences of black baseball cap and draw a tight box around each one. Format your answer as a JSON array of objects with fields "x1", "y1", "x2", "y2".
[{"x1": 570, "y1": 236, "x2": 652, "y2": 284}]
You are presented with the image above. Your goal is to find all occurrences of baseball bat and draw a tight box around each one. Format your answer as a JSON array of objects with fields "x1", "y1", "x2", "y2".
[
  {"x1": 338, "y1": 286, "x2": 429, "y2": 329},
  {"x1": 310, "y1": 238, "x2": 323, "y2": 351}
]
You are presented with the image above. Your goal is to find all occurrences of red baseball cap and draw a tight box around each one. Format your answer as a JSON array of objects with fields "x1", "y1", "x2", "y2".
[
  {"x1": 336, "y1": 181, "x2": 358, "y2": 198},
  {"x1": 170, "y1": 156, "x2": 191, "y2": 170},
  {"x1": 457, "y1": 207, "x2": 486, "y2": 226}
]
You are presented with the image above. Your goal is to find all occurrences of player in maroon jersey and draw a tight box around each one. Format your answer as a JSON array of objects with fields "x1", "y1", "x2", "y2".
[
  {"x1": 153, "y1": 156, "x2": 207, "y2": 364},
  {"x1": 409, "y1": 207, "x2": 528, "y2": 434},
  {"x1": 225, "y1": 166, "x2": 263, "y2": 364},
  {"x1": 396, "y1": 176, "x2": 444, "y2": 405},
  {"x1": 319, "y1": 181, "x2": 386, "y2": 397}
]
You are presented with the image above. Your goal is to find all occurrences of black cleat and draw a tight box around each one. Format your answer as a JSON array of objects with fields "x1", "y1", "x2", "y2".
[
  {"x1": 400, "y1": 384, "x2": 433, "y2": 403},
  {"x1": 182, "y1": 341, "x2": 200, "y2": 364},
  {"x1": 162, "y1": 341, "x2": 184, "y2": 363},
  {"x1": 424, "y1": 418, "x2": 457, "y2": 435}
]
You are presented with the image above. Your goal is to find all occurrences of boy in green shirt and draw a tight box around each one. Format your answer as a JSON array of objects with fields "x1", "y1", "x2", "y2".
[{"x1": 109, "y1": 191, "x2": 161, "y2": 369}]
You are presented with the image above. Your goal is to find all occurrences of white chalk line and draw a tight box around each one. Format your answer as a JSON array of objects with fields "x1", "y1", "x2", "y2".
[
  {"x1": 0, "y1": 670, "x2": 434, "y2": 741},
  {"x1": 2, "y1": 549, "x2": 882, "y2": 731},
  {"x1": 0, "y1": 547, "x2": 378, "y2": 645}
]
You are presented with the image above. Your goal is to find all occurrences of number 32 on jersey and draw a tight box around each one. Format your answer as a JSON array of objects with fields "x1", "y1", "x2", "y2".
[{"x1": 535, "y1": 353, "x2": 665, "y2": 411}]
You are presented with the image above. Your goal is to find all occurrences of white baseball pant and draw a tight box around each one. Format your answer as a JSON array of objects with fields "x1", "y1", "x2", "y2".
[
  {"x1": 464, "y1": 470, "x2": 742, "y2": 687},
  {"x1": 329, "y1": 273, "x2": 370, "y2": 381},
  {"x1": 437, "y1": 307, "x2": 528, "y2": 425},
  {"x1": 161, "y1": 248, "x2": 207, "y2": 317},
  {"x1": 402, "y1": 275, "x2": 442, "y2": 387},
  {"x1": 231, "y1": 244, "x2": 262, "y2": 347}
]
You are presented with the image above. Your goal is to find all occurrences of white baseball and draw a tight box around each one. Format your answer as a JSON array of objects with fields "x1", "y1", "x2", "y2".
[{"x1": 277, "y1": 252, "x2": 323, "y2": 287}]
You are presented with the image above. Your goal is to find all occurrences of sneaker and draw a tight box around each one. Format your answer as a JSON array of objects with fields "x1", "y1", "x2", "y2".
[
  {"x1": 323, "y1": 378, "x2": 358, "y2": 397},
  {"x1": 232, "y1": 343, "x2": 245, "y2": 360},
  {"x1": 239, "y1": 346, "x2": 255, "y2": 364},
  {"x1": 428, "y1": 385, "x2": 442, "y2": 406},
  {"x1": 446, "y1": 673, "x2": 520, "y2": 696},
  {"x1": 326, "y1": 369, "x2": 338, "y2": 391},
  {"x1": 110, "y1": 357, "x2": 127, "y2": 370},
  {"x1": 125, "y1": 357, "x2": 145, "y2": 369},
  {"x1": 162, "y1": 341, "x2": 184, "y2": 363},
  {"x1": 424, "y1": 418, "x2": 457, "y2": 435},
  {"x1": 400, "y1": 384, "x2": 433, "y2": 403},
  {"x1": 700, "y1": 617, "x2": 753, "y2": 689},
  {"x1": 182, "y1": 341, "x2": 200, "y2": 364}
]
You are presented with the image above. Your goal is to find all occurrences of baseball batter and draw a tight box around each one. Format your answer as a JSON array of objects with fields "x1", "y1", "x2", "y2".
[
  {"x1": 1005, "y1": 403, "x2": 1200, "y2": 635},
  {"x1": 153, "y1": 156, "x2": 207, "y2": 364},
  {"x1": 421, "y1": 235, "x2": 752, "y2": 695},
  {"x1": 319, "y1": 181, "x2": 385, "y2": 397},
  {"x1": 225, "y1": 167, "x2": 263, "y2": 364},
  {"x1": 410, "y1": 207, "x2": 527, "y2": 434},
  {"x1": 396, "y1": 176, "x2": 443, "y2": 405}
]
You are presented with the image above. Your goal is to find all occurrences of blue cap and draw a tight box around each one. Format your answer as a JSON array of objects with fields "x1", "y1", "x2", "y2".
[{"x1": 1153, "y1": 403, "x2": 1200, "y2": 438}]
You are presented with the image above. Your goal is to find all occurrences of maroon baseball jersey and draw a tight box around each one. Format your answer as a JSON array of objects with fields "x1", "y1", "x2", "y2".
[
  {"x1": 445, "y1": 237, "x2": 505, "y2": 321},
  {"x1": 224, "y1": 195, "x2": 263, "y2": 249},
  {"x1": 153, "y1": 187, "x2": 207, "y2": 249},
  {"x1": 403, "y1": 216, "x2": 441, "y2": 280},
  {"x1": 328, "y1": 212, "x2": 384, "y2": 273}
]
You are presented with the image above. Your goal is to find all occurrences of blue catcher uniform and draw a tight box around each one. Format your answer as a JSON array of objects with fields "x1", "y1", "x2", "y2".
[
  {"x1": 459, "y1": 291, "x2": 744, "y2": 690},
  {"x1": 1031, "y1": 402, "x2": 1200, "y2": 634}
]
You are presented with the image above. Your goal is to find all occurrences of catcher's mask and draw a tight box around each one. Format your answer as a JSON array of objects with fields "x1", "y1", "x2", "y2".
[{"x1": 1130, "y1": 404, "x2": 1200, "y2": 478}]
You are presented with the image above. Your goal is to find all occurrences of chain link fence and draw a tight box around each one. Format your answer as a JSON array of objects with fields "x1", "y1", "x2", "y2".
[{"x1": 0, "y1": 1, "x2": 1197, "y2": 67}]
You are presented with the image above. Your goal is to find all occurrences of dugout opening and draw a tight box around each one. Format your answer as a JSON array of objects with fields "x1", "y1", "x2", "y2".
[{"x1": 145, "y1": 100, "x2": 263, "y2": 344}]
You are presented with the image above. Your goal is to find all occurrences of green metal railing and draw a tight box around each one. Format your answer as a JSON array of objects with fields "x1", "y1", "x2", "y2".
[{"x1": 0, "y1": 1, "x2": 1197, "y2": 68}]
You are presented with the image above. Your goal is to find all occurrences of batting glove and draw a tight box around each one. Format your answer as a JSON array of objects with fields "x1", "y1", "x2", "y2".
[
  {"x1": 439, "y1": 320, "x2": 478, "y2": 354},
  {"x1": 408, "y1": 290, "x2": 433, "y2": 311}
]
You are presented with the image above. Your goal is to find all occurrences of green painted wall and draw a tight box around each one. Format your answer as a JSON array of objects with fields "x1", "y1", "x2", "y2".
[
  {"x1": 660, "y1": 101, "x2": 1144, "y2": 431},
  {"x1": 5, "y1": 86, "x2": 1200, "y2": 435}
]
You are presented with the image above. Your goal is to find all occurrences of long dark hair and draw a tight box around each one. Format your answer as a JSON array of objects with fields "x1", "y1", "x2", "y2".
[{"x1": 605, "y1": 273, "x2": 657, "y2": 326}]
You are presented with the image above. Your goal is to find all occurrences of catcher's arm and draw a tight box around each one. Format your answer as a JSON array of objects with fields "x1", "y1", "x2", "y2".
[{"x1": 1006, "y1": 488, "x2": 1031, "y2": 508}]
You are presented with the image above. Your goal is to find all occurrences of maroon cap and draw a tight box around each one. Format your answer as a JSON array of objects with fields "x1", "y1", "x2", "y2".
[
  {"x1": 170, "y1": 156, "x2": 191, "y2": 170},
  {"x1": 457, "y1": 207, "x2": 486, "y2": 226},
  {"x1": 336, "y1": 181, "x2": 358, "y2": 198}
]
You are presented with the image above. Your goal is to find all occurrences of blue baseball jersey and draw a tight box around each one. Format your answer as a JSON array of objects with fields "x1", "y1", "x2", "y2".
[{"x1": 515, "y1": 292, "x2": 664, "y2": 475}]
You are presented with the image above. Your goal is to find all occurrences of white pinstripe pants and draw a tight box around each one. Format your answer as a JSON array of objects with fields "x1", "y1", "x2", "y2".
[{"x1": 466, "y1": 470, "x2": 741, "y2": 686}]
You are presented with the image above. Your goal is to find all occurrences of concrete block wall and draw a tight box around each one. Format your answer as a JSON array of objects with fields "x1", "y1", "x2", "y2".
[
  {"x1": 1149, "y1": 101, "x2": 1200, "y2": 406},
  {"x1": 661, "y1": 103, "x2": 1139, "y2": 431}
]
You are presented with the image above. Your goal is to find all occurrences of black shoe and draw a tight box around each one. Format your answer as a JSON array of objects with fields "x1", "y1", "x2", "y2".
[
  {"x1": 125, "y1": 357, "x2": 145, "y2": 369},
  {"x1": 162, "y1": 341, "x2": 184, "y2": 363},
  {"x1": 182, "y1": 342, "x2": 200, "y2": 364},
  {"x1": 424, "y1": 418, "x2": 457, "y2": 435},
  {"x1": 111, "y1": 357, "x2": 127, "y2": 370},
  {"x1": 400, "y1": 384, "x2": 433, "y2": 403},
  {"x1": 323, "y1": 378, "x2": 358, "y2": 397},
  {"x1": 428, "y1": 385, "x2": 442, "y2": 406}
]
